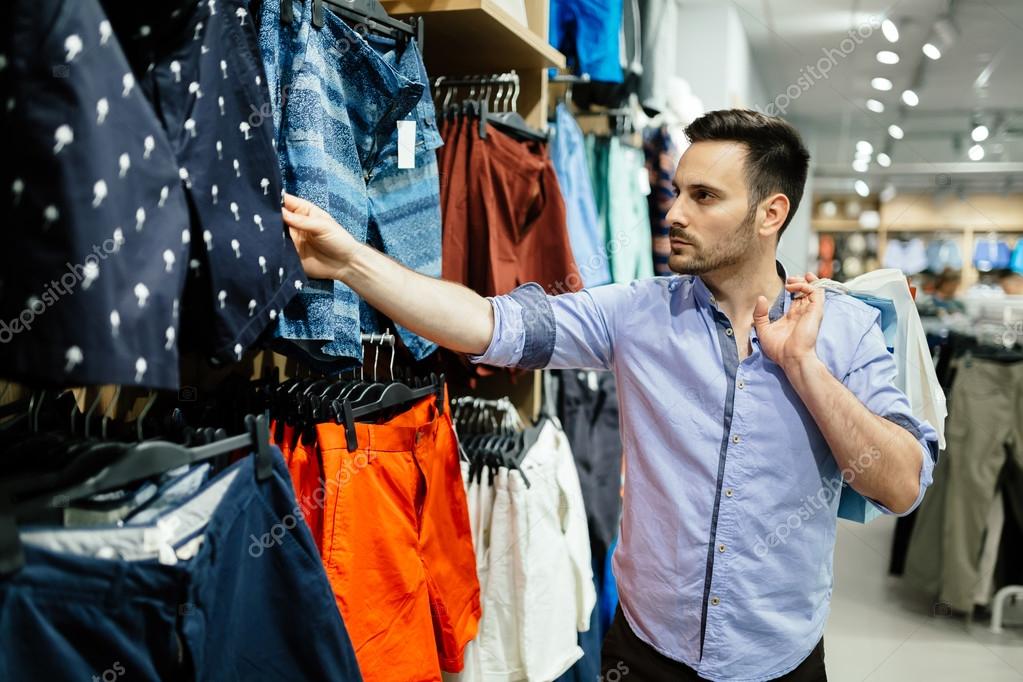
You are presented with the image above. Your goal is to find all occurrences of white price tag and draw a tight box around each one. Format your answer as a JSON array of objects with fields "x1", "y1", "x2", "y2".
[{"x1": 397, "y1": 120, "x2": 416, "y2": 169}]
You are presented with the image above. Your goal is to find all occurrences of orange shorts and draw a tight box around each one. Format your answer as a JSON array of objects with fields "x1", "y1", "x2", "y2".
[
  {"x1": 270, "y1": 421, "x2": 324, "y2": 555},
  {"x1": 316, "y1": 390, "x2": 481, "y2": 680}
]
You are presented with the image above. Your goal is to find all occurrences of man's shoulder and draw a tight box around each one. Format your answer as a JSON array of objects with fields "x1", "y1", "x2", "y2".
[{"x1": 585, "y1": 275, "x2": 690, "y2": 312}]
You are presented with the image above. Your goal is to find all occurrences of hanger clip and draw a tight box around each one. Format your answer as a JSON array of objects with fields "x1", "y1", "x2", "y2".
[{"x1": 246, "y1": 414, "x2": 274, "y2": 480}]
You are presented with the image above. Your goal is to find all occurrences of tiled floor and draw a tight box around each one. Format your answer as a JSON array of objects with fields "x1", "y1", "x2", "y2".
[{"x1": 825, "y1": 516, "x2": 1023, "y2": 681}]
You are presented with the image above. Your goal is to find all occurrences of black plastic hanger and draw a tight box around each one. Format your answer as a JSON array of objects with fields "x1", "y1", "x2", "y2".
[
  {"x1": 486, "y1": 110, "x2": 549, "y2": 143},
  {"x1": 0, "y1": 414, "x2": 274, "y2": 575},
  {"x1": 332, "y1": 373, "x2": 444, "y2": 451}
]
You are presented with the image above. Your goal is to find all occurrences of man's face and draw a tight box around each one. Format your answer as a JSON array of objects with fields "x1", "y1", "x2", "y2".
[{"x1": 665, "y1": 140, "x2": 761, "y2": 275}]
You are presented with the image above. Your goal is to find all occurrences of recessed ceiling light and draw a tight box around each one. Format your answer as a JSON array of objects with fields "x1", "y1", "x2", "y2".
[
  {"x1": 968, "y1": 144, "x2": 985, "y2": 161},
  {"x1": 922, "y1": 42, "x2": 942, "y2": 60},
  {"x1": 852, "y1": 159, "x2": 870, "y2": 172},
  {"x1": 880, "y1": 183, "x2": 897, "y2": 203},
  {"x1": 854, "y1": 180, "x2": 871, "y2": 197},
  {"x1": 866, "y1": 99, "x2": 885, "y2": 113},
  {"x1": 888, "y1": 124, "x2": 904, "y2": 139},
  {"x1": 877, "y1": 50, "x2": 900, "y2": 64},
  {"x1": 882, "y1": 19, "x2": 900, "y2": 43},
  {"x1": 871, "y1": 77, "x2": 893, "y2": 91},
  {"x1": 876, "y1": 152, "x2": 892, "y2": 167},
  {"x1": 856, "y1": 140, "x2": 874, "y2": 155},
  {"x1": 971, "y1": 125, "x2": 989, "y2": 142},
  {"x1": 901, "y1": 90, "x2": 919, "y2": 106}
]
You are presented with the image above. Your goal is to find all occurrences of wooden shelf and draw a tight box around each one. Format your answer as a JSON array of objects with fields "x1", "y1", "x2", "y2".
[
  {"x1": 381, "y1": 0, "x2": 566, "y2": 72},
  {"x1": 812, "y1": 219, "x2": 867, "y2": 232}
]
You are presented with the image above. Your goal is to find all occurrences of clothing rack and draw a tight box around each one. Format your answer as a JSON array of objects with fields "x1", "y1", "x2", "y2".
[
  {"x1": 311, "y1": 0, "x2": 424, "y2": 48},
  {"x1": 549, "y1": 73, "x2": 590, "y2": 107},
  {"x1": 573, "y1": 106, "x2": 637, "y2": 138},
  {"x1": 433, "y1": 72, "x2": 523, "y2": 113},
  {"x1": 451, "y1": 396, "x2": 524, "y2": 434},
  {"x1": 433, "y1": 71, "x2": 548, "y2": 141}
]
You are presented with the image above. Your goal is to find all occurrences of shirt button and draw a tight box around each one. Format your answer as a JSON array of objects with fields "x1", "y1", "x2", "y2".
[
  {"x1": 718, "y1": 544, "x2": 726, "y2": 553},
  {"x1": 725, "y1": 488, "x2": 734, "y2": 497},
  {"x1": 725, "y1": 328, "x2": 734, "y2": 337},
  {"x1": 710, "y1": 596, "x2": 721, "y2": 606},
  {"x1": 731, "y1": 434, "x2": 741, "y2": 444},
  {"x1": 737, "y1": 379, "x2": 745, "y2": 390}
]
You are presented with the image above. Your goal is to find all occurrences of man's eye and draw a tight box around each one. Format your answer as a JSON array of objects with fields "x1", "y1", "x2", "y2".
[{"x1": 694, "y1": 190, "x2": 712, "y2": 201}]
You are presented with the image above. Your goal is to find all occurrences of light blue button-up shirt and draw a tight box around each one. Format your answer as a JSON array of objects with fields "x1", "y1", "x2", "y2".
[{"x1": 470, "y1": 267, "x2": 938, "y2": 681}]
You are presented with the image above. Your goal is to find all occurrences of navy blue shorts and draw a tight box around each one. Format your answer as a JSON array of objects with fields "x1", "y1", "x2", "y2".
[
  {"x1": 5, "y1": 450, "x2": 363, "y2": 680},
  {"x1": 0, "y1": 0, "x2": 306, "y2": 389}
]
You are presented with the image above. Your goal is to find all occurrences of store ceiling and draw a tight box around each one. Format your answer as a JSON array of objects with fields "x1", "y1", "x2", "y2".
[{"x1": 721, "y1": 0, "x2": 1023, "y2": 192}]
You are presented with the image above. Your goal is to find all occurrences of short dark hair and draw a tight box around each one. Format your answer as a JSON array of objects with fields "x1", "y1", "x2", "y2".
[{"x1": 684, "y1": 109, "x2": 810, "y2": 236}]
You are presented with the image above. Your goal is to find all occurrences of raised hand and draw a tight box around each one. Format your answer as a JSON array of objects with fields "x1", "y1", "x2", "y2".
[
  {"x1": 753, "y1": 272, "x2": 825, "y2": 371},
  {"x1": 281, "y1": 193, "x2": 359, "y2": 280}
]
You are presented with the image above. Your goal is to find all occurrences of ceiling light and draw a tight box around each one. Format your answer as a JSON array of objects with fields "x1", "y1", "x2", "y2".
[
  {"x1": 871, "y1": 77, "x2": 893, "y2": 91},
  {"x1": 901, "y1": 89, "x2": 919, "y2": 106},
  {"x1": 971, "y1": 125, "x2": 989, "y2": 142},
  {"x1": 968, "y1": 144, "x2": 985, "y2": 161},
  {"x1": 866, "y1": 99, "x2": 885, "y2": 113},
  {"x1": 881, "y1": 19, "x2": 900, "y2": 43},
  {"x1": 922, "y1": 42, "x2": 942, "y2": 60},
  {"x1": 852, "y1": 159, "x2": 870, "y2": 173},
  {"x1": 856, "y1": 140, "x2": 874, "y2": 154},
  {"x1": 877, "y1": 50, "x2": 900, "y2": 64},
  {"x1": 888, "y1": 124, "x2": 904, "y2": 140},
  {"x1": 880, "y1": 183, "x2": 897, "y2": 203},
  {"x1": 876, "y1": 152, "x2": 892, "y2": 167},
  {"x1": 854, "y1": 180, "x2": 870, "y2": 197}
]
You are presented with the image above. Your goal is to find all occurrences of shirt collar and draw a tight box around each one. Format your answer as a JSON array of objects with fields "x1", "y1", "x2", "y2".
[{"x1": 690, "y1": 261, "x2": 790, "y2": 322}]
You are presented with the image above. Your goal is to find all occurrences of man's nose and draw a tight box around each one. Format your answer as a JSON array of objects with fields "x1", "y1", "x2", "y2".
[{"x1": 666, "y1": 195, "x2": 689, "y2": 229}]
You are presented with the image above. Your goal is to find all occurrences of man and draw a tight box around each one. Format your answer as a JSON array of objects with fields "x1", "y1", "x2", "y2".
[{"x1": 281, "y1": 109, "x2": 937, "y2": 681}]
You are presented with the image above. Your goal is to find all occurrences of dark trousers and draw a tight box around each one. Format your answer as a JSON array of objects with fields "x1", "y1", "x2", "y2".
[{"x1": 601, "y1": 608, "x2": 827, "y2": 681}]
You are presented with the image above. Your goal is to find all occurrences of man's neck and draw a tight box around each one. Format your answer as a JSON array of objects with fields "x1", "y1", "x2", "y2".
[{"x1": 700, "y1": 256, "x2": 784, "y2": 325}]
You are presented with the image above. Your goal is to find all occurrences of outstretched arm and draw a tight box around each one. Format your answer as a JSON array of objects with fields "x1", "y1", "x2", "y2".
[{"x1": 282, "y1": 193, "x2": 494, "y2": 355}]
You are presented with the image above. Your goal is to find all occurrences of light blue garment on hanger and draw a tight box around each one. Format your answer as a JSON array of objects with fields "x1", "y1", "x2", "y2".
[{"x1": 836, "y1": 291, "x2": 898, "y2": 523}]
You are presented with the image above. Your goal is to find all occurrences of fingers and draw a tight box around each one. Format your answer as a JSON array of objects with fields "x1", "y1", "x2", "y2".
[
  {"x1": 282, "y1": 206, "x2": 328, "y2": 234},
  {"x1": 785, "y1": 281, "x2": 814, "y2": 299},
  {"x1": 752, "y1": 294, "x2": 771, "y2": 331},
  {"x1": 804, "y1": 271, "x2": 819, "y2": 282},
  {"x1": 282, "y1": 192, "x2": 312, "y2": 215}
]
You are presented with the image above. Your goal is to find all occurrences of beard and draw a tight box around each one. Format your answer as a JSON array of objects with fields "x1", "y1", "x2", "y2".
[{"x1": 668, "y1": 210, "x2": 759, "y2": 276}]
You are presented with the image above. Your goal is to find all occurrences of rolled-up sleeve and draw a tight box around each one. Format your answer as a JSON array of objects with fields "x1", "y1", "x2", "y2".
[
  {"x1": 468, "y1": 281, "x2": 630, "y2": 371},
  {"x1": 842, "y1": 313, "x2": 939, "y2": 516}
]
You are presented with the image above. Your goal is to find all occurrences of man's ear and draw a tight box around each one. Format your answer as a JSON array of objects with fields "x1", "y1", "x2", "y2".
[{"x1": 759, "y1": 193, "x2": 790, "y2": 240}]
